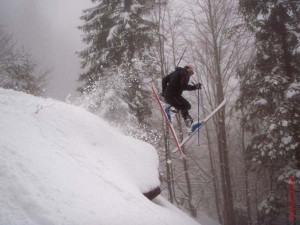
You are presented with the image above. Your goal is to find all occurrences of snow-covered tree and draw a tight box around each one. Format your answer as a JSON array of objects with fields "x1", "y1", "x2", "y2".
[
  {"x1": 0, "y1": 27, "x2": 47, "y2": 96},
  {"x1": 78, "y1": 0, "x2": 162, "y2": 132},
  {"x1": 238, "y1": 0, "x2": 300, "y2": 222}
]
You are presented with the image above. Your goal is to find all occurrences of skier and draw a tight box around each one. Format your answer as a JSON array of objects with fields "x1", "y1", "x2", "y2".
[{"x1": 161, "y1": 65, "x2": 201, "y2": 128}]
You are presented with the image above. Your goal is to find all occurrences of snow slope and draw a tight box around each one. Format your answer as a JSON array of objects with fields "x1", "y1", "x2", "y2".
[{"x1": 0, "y1": 88, "x2": 200, "y2": 225}]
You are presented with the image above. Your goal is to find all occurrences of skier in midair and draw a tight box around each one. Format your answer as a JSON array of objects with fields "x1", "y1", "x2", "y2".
[{"x1": 161, "y1": 65, "x2": 201, "y2": 127}]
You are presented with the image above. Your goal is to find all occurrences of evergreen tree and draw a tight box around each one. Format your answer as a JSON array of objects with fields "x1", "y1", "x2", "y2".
[
  {"x1": 238, "y1": 0, "x2": 300, "y2": 222},
  {"x1": 78, "y1": 0, "x2": 161, "y2": 131}
]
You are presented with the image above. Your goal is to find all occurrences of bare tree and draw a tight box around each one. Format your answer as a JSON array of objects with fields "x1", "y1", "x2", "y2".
[
  {"x1": 150, "y1": 0, "x2": 178, "y2": 203},
  {"x1": 0, "y1": 27, "x2": 48, "y2": 96},
  {"x1": 0, "y1": 28, "x2": 14, "y2": 70},
  {"x1": 151, "y1": 1, "x2": 200, "y2": 215},
  {"x1": 184, "y1": 0, "x2": 252, "y2": 224},
  {"x1": 152, "y1": 0, "x2": 254, "y2": 222}
]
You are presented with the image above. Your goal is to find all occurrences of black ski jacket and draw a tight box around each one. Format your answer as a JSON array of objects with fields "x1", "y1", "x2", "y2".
[{"x1": 162, "y1": 67, "x2": 196, "y2": 97}]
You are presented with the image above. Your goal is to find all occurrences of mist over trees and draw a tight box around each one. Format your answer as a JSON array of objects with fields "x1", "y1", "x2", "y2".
[{"x1": 77, "y1": 0, "x2": 300, "y2": 225}]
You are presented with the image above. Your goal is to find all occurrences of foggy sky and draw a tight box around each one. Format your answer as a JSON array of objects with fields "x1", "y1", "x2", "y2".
[{"x1": 0, "y1": 0, "x2": 92, "y2": 100}]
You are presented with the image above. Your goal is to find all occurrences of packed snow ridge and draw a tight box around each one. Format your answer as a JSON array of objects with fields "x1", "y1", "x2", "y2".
[{"x1": 0, "y1": 88, "x2": 200, "y2": 225}]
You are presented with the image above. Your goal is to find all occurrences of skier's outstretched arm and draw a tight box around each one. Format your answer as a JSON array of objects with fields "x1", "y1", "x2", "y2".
[{"x1": 180, "y1": 75, "x2": 201, "y2": 91}]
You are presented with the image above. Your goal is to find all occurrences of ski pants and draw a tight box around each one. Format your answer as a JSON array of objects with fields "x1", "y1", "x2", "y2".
[{"x1": 164, "y1": 95, "x2": 192, "y2": 121}]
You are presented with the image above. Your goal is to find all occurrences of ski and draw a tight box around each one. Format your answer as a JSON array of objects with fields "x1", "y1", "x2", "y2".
[
  {"x1": 151, "y1": 84, "x2": 186, "y2": 158},
  {"x1": 172, "y1": 99, "x2": 226, "y2": 153}
]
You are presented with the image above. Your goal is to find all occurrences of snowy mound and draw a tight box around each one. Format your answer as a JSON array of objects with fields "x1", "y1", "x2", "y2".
[{"x1": 0, "y1": 89, "x2": 200, "y2": 225}]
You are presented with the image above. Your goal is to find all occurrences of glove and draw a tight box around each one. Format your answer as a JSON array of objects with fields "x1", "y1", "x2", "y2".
[{"x1": 193, "y1": 83, "x2": 202, "y2": 90}]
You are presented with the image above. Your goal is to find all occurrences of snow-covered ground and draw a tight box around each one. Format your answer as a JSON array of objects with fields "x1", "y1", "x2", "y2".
[{"x1": 0, "y1": 88, "x2": 201, "y2": 225}]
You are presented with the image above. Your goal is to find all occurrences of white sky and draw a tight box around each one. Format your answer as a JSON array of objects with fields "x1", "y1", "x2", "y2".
[{"x1": 0, "y1": 0, "x2": 92, "y2": 100}]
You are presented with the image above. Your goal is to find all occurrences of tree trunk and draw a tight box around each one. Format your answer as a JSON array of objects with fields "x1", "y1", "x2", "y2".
[
  {"x1": 215, "y1": 54, "x2": 235, "y2": 225},
  {"x1": 164, "y1": 127, "x2": 175, "y2": 203},
  {"x1": 198, "y1": 85, "x2": 223, "y2": 223},
  {"x1": 207, "y1": 0, "x2": 235, "y2": 223},
  {"x1": 177, "y1": 115, "x2": 196, "y2": 217},
  {"x1": 183, "y1": 156, "x2": 197, "y2": 217},
  {"x1": 206, "y1": 123, "x2": 223, "y2": 223},
  {"x1": 241, "y1": 98, "x2": 252, "y2": 224}
]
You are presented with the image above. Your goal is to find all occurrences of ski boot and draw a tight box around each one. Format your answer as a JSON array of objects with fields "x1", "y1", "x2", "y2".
[
  {"x1": 164, "y1": 106, "x2": 172, "y2": 122},
  {"x1": 189, "y1": 121, "x2": 202, "y2": 134},
  {"x1": 165, "y1": 106, "x2": 179, "y2": 123},
  {"x1": 184, "y1": 117, "x2": 193, "y2": 128},
  {"x1": 185, "y1": 116, "x2": 202, "y2": 134}
]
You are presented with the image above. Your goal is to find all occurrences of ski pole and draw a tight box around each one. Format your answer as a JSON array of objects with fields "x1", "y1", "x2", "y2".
[
  {"x1": 192, "y1": 80, "x2": 201, "y2": 146},
  {"x1": 197, "y1": 86, "x2": 200, "y2": 146},
  {"x1": 176, "y1": 46, "x2": 187, "y2": 68},
  {"x1": 191, "y1": 81, "x2": 200, "y2": 146}
]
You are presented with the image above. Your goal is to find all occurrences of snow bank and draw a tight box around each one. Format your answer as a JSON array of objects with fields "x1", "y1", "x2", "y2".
[{"x1": 0, "y1": 88, "x2": 200, "y2": 225}]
